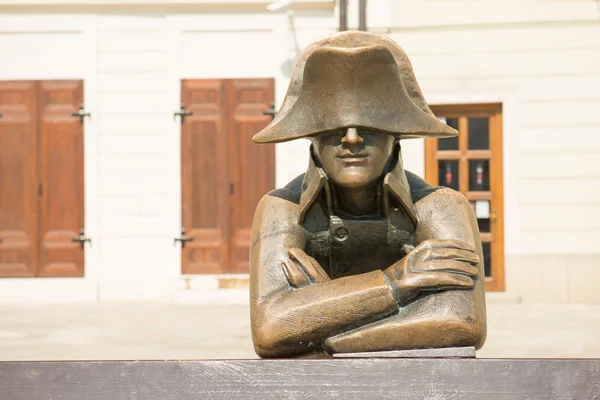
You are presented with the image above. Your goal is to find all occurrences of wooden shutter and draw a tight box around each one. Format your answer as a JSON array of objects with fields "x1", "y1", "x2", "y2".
[
  {"x1": 37, "y1": 81, "x2": 85, "y2": 277},
  {"x1": 226, "y1": 79, "x2": 275, "y2": 273},
  {"x1": 0, "y1": 81, "x2": 38, "y2": 277},
  {"x1": 181, "y1": 80, "x2": 229, "y2": 274}
]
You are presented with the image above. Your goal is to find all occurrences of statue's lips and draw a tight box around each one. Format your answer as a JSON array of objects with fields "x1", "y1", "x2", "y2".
[
  {"x1": 337, "y1": 152, "x2": 368, "y2": 159},
  {"x1": 337, "y1": 153, "x2": 369, "y2": 164}
]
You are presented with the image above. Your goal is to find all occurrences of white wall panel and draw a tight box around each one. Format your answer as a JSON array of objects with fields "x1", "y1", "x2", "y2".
[
  {"x1": 0, "y1": 32, "x2": 85, "y2": 79},
  {"x1": 520, "y1": 204, "x2": 600, "y2": 230},
  {"x1": 518, "y1": 178, "x2": 600, "y2": 205},
  {"x1": 97, "y1": 113, "x2": 169, "y2": 134},
  {"x1": 394, "y1": 25, "x2": 599, "y2": 55},
  {"x1": 99, "y1": 175, "x2": 171, "y2": 197},
  {"x1": 98, "y1": 51, "x2": 168, "y2": 72},
  {"x1": 98, "y1": 216, "x2": 173, "y2": 238},
  {"x1": 99, "y1": 154, "x2": 169, "y2": 175},
  {"x1": 518, "y1": 152, "x2": 600, "y2": 179},
  {"x1": 97, "y1": 92, "x2": 169, "y2": 114},
  {"x1": 408, "y1": 49, "x2": 600, "y2": 79},
  {"x1": 100, "y1": 132, "x2": 170, "y2": 154},
  {"x1": 97, "y1": 72, "x2": 170, "y2": 92},
  {"x1": 518, "y1": 126, "x2": 600, "y2": 153},
  {"x1": 519, "y1": 100, "x2": 600, "y2": 128},
  {"x1": 180, "y1": 30, "x2": 276, "y2": 78},
  {"x1": 98, "y1": 31, "x2": 167, "y2": 51},
  {"x1": 419, "y1": 75, "x2": 600, "y2": 103},
  {"x1": 400, "y1": 139, "x2": 425, "y2": 178},
  {"x1": 390, "y1": 0, "x2": 597, "y2": 28},
  {"x1": 99, "y1": 197, "x2": 170, "y2": 217},
  {"x1": 519, "y1": 230, "x2": 600, "y2": 255}
]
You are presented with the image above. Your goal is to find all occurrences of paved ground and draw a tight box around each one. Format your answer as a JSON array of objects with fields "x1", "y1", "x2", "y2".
[{"x1": 1, "y1": 301, "x2": 599, "y2": 360}]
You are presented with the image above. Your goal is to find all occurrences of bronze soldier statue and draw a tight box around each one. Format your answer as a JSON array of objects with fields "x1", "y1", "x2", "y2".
[{"x1": 249, "y1": 31, "x2": 486, "y2": 358}]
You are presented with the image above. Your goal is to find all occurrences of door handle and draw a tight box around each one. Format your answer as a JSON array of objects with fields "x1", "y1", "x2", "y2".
[
  {"x1": 263, "y1": 101, "x2": 277, "y2": 120},
  {"x1": 71, "y1": 105, "x2": 91, "y2": 124},
  {"x1": 72, "y1": 229, "x2": 92, "y2": 249},
  {"x1": 490, "y1": 210, "x2": 498, "y2": 225},
  {"x1": 174, "y1": 228, "x2": 194, "y2": 248},
  {"x1": 174, "y1": 104, "x2": 193, "y2": 124}
]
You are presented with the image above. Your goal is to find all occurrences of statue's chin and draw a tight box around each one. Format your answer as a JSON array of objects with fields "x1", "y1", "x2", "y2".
[{"x1": 330, "y1": 168, "x2": 381, "y2": 189}]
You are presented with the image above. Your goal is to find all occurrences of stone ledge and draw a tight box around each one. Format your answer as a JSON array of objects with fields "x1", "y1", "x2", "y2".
[{"x1": 1, "y1": 358, "x2": 599, "y2": 399}]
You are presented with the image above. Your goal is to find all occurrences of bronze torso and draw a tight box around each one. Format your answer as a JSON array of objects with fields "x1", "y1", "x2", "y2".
[
  {"x1": 299, "y1": 149, "x2": 429, "y2": 280},
  {"x1": 249, "y1": 31, "x2": 486, "y2": 359}
]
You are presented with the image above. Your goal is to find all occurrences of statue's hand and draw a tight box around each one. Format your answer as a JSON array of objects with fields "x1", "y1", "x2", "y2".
[
  {"x1": 384, "y1": 239, "x2": 479, "y2": 306},
  {"x1": 282, "y1": 248, "x2": 330, "y2": 288}
]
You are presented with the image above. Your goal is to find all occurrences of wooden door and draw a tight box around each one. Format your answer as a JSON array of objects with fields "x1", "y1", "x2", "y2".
[
  {"x1": 181, "y1": 80, "x2": 229, "y2": 274},
  {"x1": 37, "y1": 81, "x2": 85, "y2": 277},
  {"x1": 0, "y1": 81, "x2": 38, "y2": 277},
  {"x1": 226, "y1": 79, "x2": 275, "y2": 273},
  {"x1": 180, "y1": 78, "x2": 275, "y2": 275},
  {"x1": 0, "y1": 80, "x2": 85, "y2": 278},
  {"x1": 425, "y1": 103, "x2": 504, "y2": 291}
]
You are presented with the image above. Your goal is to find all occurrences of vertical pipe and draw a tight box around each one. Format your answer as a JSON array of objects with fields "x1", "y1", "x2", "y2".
[
  {"x1": 358, "y1": 0, "x2": 367, "y2": 31},
  {"x1": 339, "y1": 0, "x2": 348, "y2": 31}
]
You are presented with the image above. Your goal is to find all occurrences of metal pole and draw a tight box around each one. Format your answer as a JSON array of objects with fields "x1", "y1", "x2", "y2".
[
  {"x1": 339, "y1": 0, "x2": 348, "y2": 31},
  {"x1": 358, "y1": 0, "x2": 367, "y2": 31}
]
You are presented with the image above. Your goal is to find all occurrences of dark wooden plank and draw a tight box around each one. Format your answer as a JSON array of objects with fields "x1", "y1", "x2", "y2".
[{"x1": 1, "y1": 359, "x2": 599, "y2": 399}]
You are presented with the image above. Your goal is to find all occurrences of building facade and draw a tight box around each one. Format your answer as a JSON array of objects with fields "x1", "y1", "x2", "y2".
[{"x1": 0, "y1": 0, "x2": 598, "y2": 303}]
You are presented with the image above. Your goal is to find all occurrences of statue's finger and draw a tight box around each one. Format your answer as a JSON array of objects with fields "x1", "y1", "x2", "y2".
[
  {"x1": 288, "y1": 248, "x2": 329, "y2": 283},
  {"x1": 424, "y1": 248, "x2": 480, "y2": 265},
  {"x1": 409, "y1": 271, "x2": 474, "y2": 291},
  {"x1": 282, "y1": 258, "x2": 310, "y2": 288},
  {"x1": 414, "y1": 260, "x2": 479, "y2": 277}
]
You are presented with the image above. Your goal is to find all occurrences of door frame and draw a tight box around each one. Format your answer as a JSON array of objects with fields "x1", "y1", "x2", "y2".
[
  {"x1": 0, "y1": 14, "x2": 98, "y2": 302},
  {"x1": 425, "y1": 103, "x2": 505, "y2": 292}
]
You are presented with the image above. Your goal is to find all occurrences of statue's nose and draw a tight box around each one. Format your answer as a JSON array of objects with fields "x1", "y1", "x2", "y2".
[{"x1": 341, "y1": 127, "x2": 364, "y2": 145}]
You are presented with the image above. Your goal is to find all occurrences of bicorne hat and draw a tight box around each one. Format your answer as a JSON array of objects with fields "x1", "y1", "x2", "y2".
[{"x1": 253, "y1": 31, "x2": 457, "y2": 144}]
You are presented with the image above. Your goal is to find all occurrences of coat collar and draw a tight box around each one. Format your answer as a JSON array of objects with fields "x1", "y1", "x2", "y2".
[{"x1": 298, "y1": 146, "x2": 418, "y2": 227}]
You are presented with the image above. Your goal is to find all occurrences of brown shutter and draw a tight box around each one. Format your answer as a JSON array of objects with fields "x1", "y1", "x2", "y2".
[
  {"x1": 37, "y1": 81, "x2": 85, "y2": 277},
  {"x1": 0, "y1": 81, "x2": 38, "y2": 277},
  {"x1": 226, "y1": 79, "x2": 275, "y2": 273},
  {"x1": 181, "y1": 79, "x2": 229, "y2": 274}
]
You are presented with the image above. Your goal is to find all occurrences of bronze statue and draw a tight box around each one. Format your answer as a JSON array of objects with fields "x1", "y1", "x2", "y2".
[{"x1": 249, "y1": 31, "x2": 486, "y2": 358}]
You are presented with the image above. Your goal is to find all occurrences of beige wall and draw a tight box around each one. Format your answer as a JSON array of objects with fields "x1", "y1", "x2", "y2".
[
  {"x1": 384, "y1": 0, "x2": 600, "y2": 303},
  {"x1": 0, "y1": 0, "x2": 598, "y2": 303}
]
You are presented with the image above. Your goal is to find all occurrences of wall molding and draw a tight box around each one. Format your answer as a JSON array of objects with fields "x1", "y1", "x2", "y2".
[{"x1": 0, "y1": 0, "x2": 334, "y2": 12}]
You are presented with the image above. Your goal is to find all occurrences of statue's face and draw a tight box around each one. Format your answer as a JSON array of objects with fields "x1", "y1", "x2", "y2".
[{"x1": 312, "y1": 127, "x2": 395, "y2": 188}]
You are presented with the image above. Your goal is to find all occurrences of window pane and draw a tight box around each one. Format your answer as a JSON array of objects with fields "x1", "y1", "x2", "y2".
[
  {"x1": 483, "y1": 242, "x2": 491, "y2": 277},
  {"x1": 438, "y1": 117, "x2": 459, "y2": 150},
  {"x1": 438, "y1": 160, "x2": 459, "y2": 191},
  {"x1": 468, "y1": 118, "x2": 489, "y2": 150},
  {"x1": 469, "y1": 160, "x2": 490, "y2": 191},
  {"x1": 477, "y1": 218, "x2": 491, "y2": 233}
]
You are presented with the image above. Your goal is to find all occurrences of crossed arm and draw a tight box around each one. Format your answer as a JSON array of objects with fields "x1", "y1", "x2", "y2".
[{"x1": 249, "y1": 188, "x2": 486, "y2": 358}]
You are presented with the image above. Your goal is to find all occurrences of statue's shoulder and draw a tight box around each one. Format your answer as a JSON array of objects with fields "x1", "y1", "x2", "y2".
[
  {"x1": 405, "y1": 170, "x2": 440, "y2": 203},
  {"x1": 263, "y1": 173, "x2": 304, "y2": 205},
  {"x1": 406, "y1": 170, "x2": 473, "y2": 220},
  {"x1": 406, "y1": 169, "x2": 470, "y2": 206},
  {"x1": 253, "y1": 174, "x2": 304, "y2": 226}
]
